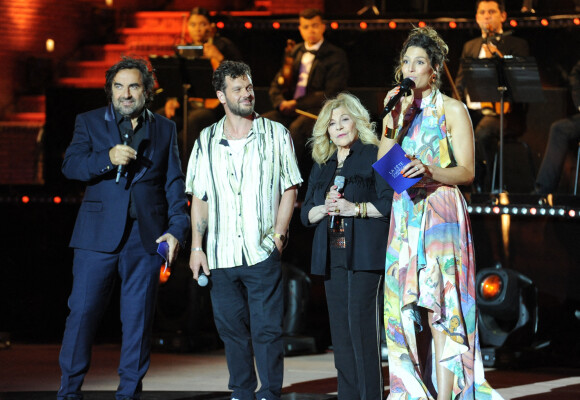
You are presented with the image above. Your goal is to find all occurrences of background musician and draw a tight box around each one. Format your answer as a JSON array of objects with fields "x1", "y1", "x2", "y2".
[
  {"x1": 159, "y1": 7, "x2": 242, "y2": 156},
  {"x1": 262, "y1": 8, "x2": 349, "y2": 187},
  {"x1": 455, "y1": 0, "x2": 529, "y2": 193}
]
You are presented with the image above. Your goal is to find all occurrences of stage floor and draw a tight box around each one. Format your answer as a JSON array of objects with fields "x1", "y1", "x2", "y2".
[{"x1": 1, "y1": 344, "x2": 579, "y2": 399}]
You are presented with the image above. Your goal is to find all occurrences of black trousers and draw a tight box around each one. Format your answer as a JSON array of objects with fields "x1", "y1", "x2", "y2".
[{"x1": 325, "y1": 265, "x2": 385, "y2": 400}]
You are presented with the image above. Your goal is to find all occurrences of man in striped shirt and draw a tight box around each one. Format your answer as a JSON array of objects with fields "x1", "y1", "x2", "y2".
[{"x1": 185, "y1": 61, "x2": 302, "y2": 400}]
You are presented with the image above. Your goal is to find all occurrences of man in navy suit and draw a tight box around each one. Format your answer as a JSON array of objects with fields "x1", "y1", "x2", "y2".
[
  {"x1": 57, "y1": 57, "x2": 190, "y2": 400},
  {"x1": 455, "y1": 0, "x2": 530, "y2": 192}
]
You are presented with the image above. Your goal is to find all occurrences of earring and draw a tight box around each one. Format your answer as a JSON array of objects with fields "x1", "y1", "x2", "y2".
[{"x1": 431, "y1": 73, "x2": 437, "y2": 84}]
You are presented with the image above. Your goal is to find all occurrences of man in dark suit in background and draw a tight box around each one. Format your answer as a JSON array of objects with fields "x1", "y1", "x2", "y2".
[
  {"x1": 57, "y1": 56, "x2": 190, "y2": 400},
  {"x1": 455, "y1": 0, "x2": 530, "y2": 192},
  {"x1": 262, "y1": 8, "x2": 349, "y2": 178}
]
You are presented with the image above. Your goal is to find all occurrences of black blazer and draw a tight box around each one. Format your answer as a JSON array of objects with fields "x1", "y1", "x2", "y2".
[
  {"x1": 300, "y1": 140, "x2": 393, "y2": 276},
  {"x1": 269, "y1": 40, "x2": 349, "y2": 113},
  {"x1": 62, "y1": 105, "x2": 190, "y2": 254}
]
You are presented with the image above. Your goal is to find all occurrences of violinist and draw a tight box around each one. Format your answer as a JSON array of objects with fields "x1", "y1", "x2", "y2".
[
  {"x1": 160, "y1": 7, "x2": 242, "y2": 155},
  {"x1": 262, "y1": 8, "x2": 349, "y2": 184},
  {"x1": 455, "y1": 0, "x2": 529, "y2": 193}
]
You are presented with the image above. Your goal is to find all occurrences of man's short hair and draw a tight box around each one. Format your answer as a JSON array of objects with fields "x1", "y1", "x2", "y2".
[
  {"x1": 212, "y1": 60, "x2": 252, "y2": 92},
  {"x1": 299, "y1": 8, "x2": 323, "y2": 20},
  {"x1": 476, "y1": 0, "x2": 505, "y2": 13},
  {"x1": 104, "y1": 56, "x2": 155, "y2": 105}
]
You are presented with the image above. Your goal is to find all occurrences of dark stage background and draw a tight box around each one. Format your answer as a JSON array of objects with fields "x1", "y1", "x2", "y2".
[{"x1": 1, "y1": 16, "x2": 580, "y2": 360}]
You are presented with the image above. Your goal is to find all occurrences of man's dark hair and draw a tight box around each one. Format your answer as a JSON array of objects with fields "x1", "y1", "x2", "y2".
[
  {"x1": 299, "y1": 8, "x2": 323, "y2": 20},
  {"x1": 476, "y1": 0, "x2": 505, "y2": 13},
  {"x1": 212, "y1": 60, "x2": 252, "y2": 92},
  {"x1": 104, "y1": 56, "x2": 156, "y2": 105}
]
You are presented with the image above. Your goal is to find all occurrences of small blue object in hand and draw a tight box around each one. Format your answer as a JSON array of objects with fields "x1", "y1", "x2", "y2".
[{"x1": 198, "y1": 273, "x2": 209, "y2": 287}]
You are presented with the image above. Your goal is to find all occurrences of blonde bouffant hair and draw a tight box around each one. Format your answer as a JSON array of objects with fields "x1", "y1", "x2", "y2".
[
  {"x1": 394, "y1": 26, "x2": 449, "y2": 89},
  {"x1": 308, "y1": 92, "x2": 379, "y2": 165}
]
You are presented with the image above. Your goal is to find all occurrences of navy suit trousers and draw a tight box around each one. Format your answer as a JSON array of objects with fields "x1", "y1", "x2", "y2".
[{"x1": 58, "y1": 220, "x2": 162, "y2": 400}]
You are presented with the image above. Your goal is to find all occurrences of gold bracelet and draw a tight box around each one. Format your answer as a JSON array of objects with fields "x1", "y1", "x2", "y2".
[
  {"x1": 354, "y1": 202, "x2": 360, "y2": 218},
  {"x1": 362, "y1": 202, "x2": 367, "y2": 218},
  {"x1": 384, "y1": 127, "x2": 396, "y2": 139}
]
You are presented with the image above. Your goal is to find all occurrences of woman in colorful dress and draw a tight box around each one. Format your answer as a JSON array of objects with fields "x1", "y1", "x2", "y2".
[{"x1": 378, "y1": 26, "x2": 504, "y2": 399}]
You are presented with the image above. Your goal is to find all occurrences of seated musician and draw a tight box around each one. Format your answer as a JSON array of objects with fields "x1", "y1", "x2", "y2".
[
  {"x1": 159, "y1": 7, "x2": 242, "y2": 155},
  {"x1": 454, "y1": 0, "x2": 529, "y2": 193}
]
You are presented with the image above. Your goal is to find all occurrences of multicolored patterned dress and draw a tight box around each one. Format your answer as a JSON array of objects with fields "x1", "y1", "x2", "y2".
[{"x1": 383, "y1": 90, "x2": 503, "y2": 399}]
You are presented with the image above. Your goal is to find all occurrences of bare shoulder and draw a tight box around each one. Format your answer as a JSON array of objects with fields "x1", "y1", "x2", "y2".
[{"x1": 442, "y1": 94, "x2": 468, "y2": 116}]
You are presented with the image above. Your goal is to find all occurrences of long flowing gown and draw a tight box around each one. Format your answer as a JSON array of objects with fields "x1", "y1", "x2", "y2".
[{"x1": 384, "y1": 90, "x2": 503, "y2": 399}]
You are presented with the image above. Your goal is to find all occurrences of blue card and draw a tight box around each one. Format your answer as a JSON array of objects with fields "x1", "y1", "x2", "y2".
[
  {"x1": 373, "y1": 143, "x2": 421, "y2": 194},
  {"x1": 157, "y1": 241, "x2": 169, "y2": 261}
]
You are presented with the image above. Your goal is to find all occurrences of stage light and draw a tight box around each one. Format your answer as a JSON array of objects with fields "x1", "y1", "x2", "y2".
[
  {"x1": 510, "y1": 20, "x2": 518, "y2": 27},
  {"x1": 484, "y1": 206, "x2": 491, "y2": 214},
  {"x1": 216, "y1": 21, "x2": 225, "y2": 29},
  {"x1": 549, "y1": 208, "x2": 556, "y2": 216},
  {"x1": 21, "y1": 196, "x2": 30, "y2": 204},
  {"x1": 418, "y1": 21, "x2": 426, "y2": 28},
  {"x1": 53, "y1": 196, "x2": 62, "y2": 204},
  {"x1": 530, "y1": 207, "x2": 537, "y2": 215},
  {"x1": 541, "y1": 19, "x2": 549, "y2": 26},
  {"x1": 569, "y1": 210, "x2": 576, "y2": 217},
  {"x1": 272, "y1": 22, "x2": 280, "y2": 29},
  {"x1": 502, "y1": 206, "x2": 509, "y2": 214},
  {"x1": 449, "y1": 21, "x2": 457, "y2": 29},
  {"x1": 244, "y1": 21, "x2": 253, "y2": 29},
  {"x1": 511, "y1": 207, "x2": 518, "y2": 214},
  {"x1": 467, "y1": 206, "x2": 473, "y2": 213},
  {"x1": 46, "y1": 38, "x2": 55, "y2": 53},
  {"x1": 574, "y1": 18, "x2": 580, "y2": 25},
  {"x1": 389, "y1": 21, "x2": 397, "y2": 29},
  {"x1": 539, "y1": 208, "x2": 546, "y2": 215},
  {"x1": 476, "y1": 266, "x2": 538, "y2": 364},
  {"x1": 558, "y1": 209, "x2": 565, "y2": 216},
  {"x1": 493, "y1": 206, "x2": 500, "y2": 214},
  {"x1": 359, "y1": 21, "x2": 368, "y2": 29},
  {"x1": 475, "y1": 206, "x2": 482, "y2": 213},
  {"x1": 331, "y1": 22, "x2": 339, "y2": 30}
]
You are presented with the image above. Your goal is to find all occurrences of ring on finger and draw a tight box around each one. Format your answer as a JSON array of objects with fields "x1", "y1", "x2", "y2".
[{"x1": 415, "y1": 166, "x2": 419, "y2": 172}]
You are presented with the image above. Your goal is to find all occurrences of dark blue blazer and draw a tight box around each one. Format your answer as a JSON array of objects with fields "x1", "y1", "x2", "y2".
[
  {"x1": 300, "y1": 140, "x2": 393, "y2": 276},
  {"x1": 62, "y1": 104, "x2": 190, "y2": 254}
]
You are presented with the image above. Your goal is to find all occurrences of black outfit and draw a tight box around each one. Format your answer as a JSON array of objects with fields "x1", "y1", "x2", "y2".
[
  {"x1": 300, "y1": 140, "x2": 393, "y2": 400},
  {"x1": 263, "y1": 40, "x2": 349, "y2": 177},
  {"x1": 455, "y1": 34, "x2": 530, "y2": 192},
  {"x1": 535, "y1": 60, "x2": 580, "y2": 194}
]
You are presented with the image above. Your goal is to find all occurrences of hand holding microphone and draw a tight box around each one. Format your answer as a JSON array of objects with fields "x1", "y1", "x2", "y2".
[
  {"x1": 380, "y1": 78, "x2": 415, "y2": 119},
  {"x1": 113, "y1": 128, "x2": 135, "y2": 184},
  {"x1": 329, "y1": 175, "x2": 345, "y2": 229}
]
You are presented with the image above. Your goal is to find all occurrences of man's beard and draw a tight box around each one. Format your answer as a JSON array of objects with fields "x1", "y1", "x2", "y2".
[{"x1": 227, "y1": 97, "x2": 255, "y2": 117}]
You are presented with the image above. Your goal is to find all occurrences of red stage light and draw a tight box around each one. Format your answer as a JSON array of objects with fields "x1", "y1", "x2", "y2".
[
  {"x1": 481, "y1": 274, "x2": 502, "y2": 300},
  {"x1": 509, "y1": 19, "x2": 518, "y2": 27},
  {"x1": 360, "y1": 21, "x2": 368, "y2": 30},
  {"x1": 541, "y1": 19, "x2": 549, "y2": 26},
  {"x1": 418, "y1": 21, "x2": 426, "y2": 28},
  {"x1": 21, "y1": 196, "x2": 30, "y2": 204},
  {"x1": 244, "y1": 21, "x2": 253, "y2": 29},
  {"x1": 330, "y1": 22, "x2": 339, "y2": 30},
  {"x1": 574, "y1": 18, "x2": 580, "y2": 25},
  {"x1": 388, "y1": 21, "x2": 397, "y2": 29},
  {"x1": 492, "y1": 206, "x2": 500, "y2": 214},
  {"x1": 216, "y1": 21, "x2": 225, "y2": 29},
  {"x1": 53, "y1": 196, "x2": 62, "y2": 204},
  {"x1": 569, "y1": 210, "x2": 576, "y2": 217},
  {"x1": 530, "y1": 207, "x2": 537, "y2": 215},
  {"x1": 449, "y1": 21, "x2": 457, "y2": 29},
  {"x1": 272, "y1": 22, "x2": 280, "y2": 29}
]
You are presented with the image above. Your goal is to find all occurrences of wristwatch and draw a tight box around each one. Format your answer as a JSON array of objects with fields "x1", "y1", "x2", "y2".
[{"x1": 273, "y1": 233, "x2": 286, "y2": 242}]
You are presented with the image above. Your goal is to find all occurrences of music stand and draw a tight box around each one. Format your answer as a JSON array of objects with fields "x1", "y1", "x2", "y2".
[
  {"x1": 461, "y1": 56, "x2": 544, "y2": 194},
  {"x1": 149, "y1": 54, "x2": 214, "y2": 160}
]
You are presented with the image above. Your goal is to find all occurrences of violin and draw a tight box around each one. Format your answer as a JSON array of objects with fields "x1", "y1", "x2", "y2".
[{"x1": 277, "y1": 39, "x2": 296, "y2": 97}]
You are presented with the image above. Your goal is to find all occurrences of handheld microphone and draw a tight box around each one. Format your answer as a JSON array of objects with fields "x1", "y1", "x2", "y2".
[
  {"x1": 380, "y1": 78, "x2": 416, "y2": 119},
  {"x1": 198, "y1": 272, "x2": 209, "y2": 287},
  {"x1": 115, "y1": 129, "x2": 132, "y2": 184},
  {"x1": 329, "y1": 175, "x2": 345, "y2": 229}
]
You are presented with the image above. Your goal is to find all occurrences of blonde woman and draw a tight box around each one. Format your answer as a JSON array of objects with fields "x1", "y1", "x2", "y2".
[{"x1": 301, "y1": 92, "x2": 394, "y2": 400}]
